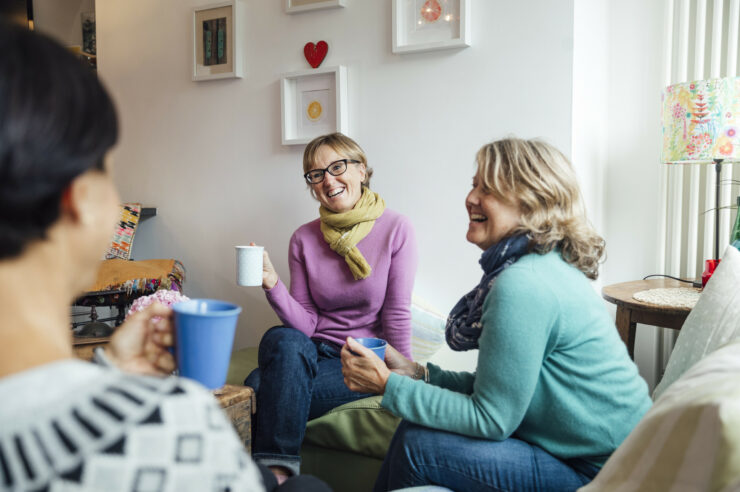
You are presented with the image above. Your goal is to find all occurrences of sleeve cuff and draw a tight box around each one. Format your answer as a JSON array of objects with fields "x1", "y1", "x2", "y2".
[
  {"x1": 381, "y1": 371, "x2": 425, "y2": 416},
  {"x1": 264, "y1": 277, "x2": 285, "y2": 295},
  {"x1": 381, "y1": 372, "x2": 405, "y2": 412},
  {"x1": 426, "y1": 362, "x2": 443, "y2": 386},
  {"x1": 92, "y1": 347, "x2": 117, "y2": 369}
]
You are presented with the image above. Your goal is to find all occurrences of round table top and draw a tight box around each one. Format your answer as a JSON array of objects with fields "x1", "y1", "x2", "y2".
[{"x1": 602, "y1": 278, "x2": 700, "y2": 315}]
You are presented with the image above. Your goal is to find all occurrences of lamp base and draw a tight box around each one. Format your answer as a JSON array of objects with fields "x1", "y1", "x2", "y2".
[{"x1": 701, "y1": 259, "x2": 721, "y2": 288}]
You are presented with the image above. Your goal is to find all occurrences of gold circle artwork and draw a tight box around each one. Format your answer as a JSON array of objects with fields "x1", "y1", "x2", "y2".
[{"x1": 307, "y1": 100, "x2": 323, "y2": 121}]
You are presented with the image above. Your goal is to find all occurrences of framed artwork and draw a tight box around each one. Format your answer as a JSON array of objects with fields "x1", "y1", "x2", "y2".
[
  {"x1": 192, "y1": 0, "x2": 243, "y2": 81},
  {"x1": 285, "y1": 0, "x2": 346, "y2": 14},
  {"x1": 281, "y1": 66, "x2": 348, "y2": 145},
  {"x1": 392, "y1": 0, "x2": 471, "y2": 54}
]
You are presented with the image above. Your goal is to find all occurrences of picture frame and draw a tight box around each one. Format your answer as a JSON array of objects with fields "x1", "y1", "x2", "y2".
[
  {"x1": 192, "y1": 0, "x2": 243, "y2": 81},
  {"x1": 280, "y1": 66, "x2": 348, "y2": 145},
  {"x1": 392, "y1": 0, "x2": 471, "y2": 54},
  {"x1": 285, "y1": 0, "x2": 346, "y2": 14}
]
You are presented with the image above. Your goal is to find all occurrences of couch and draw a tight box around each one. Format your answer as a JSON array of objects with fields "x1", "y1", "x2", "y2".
[
  {"x1": 580, "y1": 245, "x2": 740, "y2": 491},
  {"x1": 227, "y1": 297, "x2": 447, "y2": 492}
]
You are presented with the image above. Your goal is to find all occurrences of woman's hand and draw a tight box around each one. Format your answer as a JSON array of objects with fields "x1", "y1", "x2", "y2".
[
  {"x1": 251, "y1": 242, "x2": 278, "y2": 290},
  {"x1": 105, "y1": 302, "x2": 175, "y2": 375},
  {"x1": 384, "y1": 344, "x2": 418, "y2": 378},
  {"x1": 341, "y1": 337, "x2": 392, "y2": 394}
]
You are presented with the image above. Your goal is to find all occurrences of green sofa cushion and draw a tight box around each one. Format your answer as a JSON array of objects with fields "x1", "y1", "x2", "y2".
[
  {"x1": 226, "y1": 347, "x2": 258, "y2": 386},
  {"x1": 303, "y1": 396, "x2": 400, "y2": 459}
]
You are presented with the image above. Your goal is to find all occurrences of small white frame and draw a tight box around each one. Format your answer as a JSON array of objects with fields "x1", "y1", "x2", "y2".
[
  {"x1": 285, "y1": 0, "x2": 346, "y2": 14},
  {"x1": 280, "y1": 66, "x2": 348, "y2": 145},
  {"x1": 192, "y1": 0, "x2": 244, "y2": 81},
  {"x1": 392, "y1": 0, "x2": 471, "y2": 54}
]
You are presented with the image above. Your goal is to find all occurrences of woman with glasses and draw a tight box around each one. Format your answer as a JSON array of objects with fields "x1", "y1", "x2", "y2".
[
  {"x1": 341, "y1": 138, "x2": 652, "y2": 491},
  {"x1": 245, "y1": 132, "x2": 418, "y2": 483}
]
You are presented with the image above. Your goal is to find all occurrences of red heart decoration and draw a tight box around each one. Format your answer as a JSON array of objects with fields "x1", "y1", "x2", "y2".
[{"x1": 304, "y1": 41, "x2": 328, "y2": 69}]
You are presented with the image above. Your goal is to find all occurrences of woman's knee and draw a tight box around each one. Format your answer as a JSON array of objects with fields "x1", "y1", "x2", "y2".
[
  {"x1": 393, "y1": 420, "x2": 439, "y2": 452},
  {"x1": 244, "y1": 367, "x2": 261, "y2": 389},
  {"x1": 258, "y1": 326, "x2": 317, "y2": 369}
]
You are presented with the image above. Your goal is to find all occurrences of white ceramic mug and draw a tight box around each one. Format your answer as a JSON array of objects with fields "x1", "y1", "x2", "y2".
[{"x1": 235, "y1": 245, "x2": 263, "y2": 286}]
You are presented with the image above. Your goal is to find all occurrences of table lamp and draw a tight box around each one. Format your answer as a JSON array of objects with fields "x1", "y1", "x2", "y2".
[{"x1": 661, "y1": 77, "x2": 740, "y2": 284}]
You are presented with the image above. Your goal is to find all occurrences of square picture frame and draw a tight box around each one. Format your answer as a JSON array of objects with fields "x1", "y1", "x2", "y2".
[
  {"x1": 192, "y1": 0, "x2": 243, "y2": 81},
  {"x1": 281, "y1": 66, "x2": 348, "y2": 145},
  {"x1": 392, "y1": 0, "x2": 471, "y2": 54},
  {"x1": 285, "y1": 0, "x2": 346, "y2": 14}
]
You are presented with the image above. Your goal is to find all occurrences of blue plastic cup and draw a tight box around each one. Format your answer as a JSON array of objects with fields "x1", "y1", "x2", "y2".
[
  {"x1": 172, "y1": 299, "x2": 242, "y2": 390},
  {"x1": 353, "y1": 337, "x2": 387, "y2": 360}
]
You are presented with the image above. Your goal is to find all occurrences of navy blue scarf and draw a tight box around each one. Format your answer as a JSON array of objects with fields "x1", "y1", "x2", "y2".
[{"x1": 445, "y1": 234, "x2": 530, "y2": 351}]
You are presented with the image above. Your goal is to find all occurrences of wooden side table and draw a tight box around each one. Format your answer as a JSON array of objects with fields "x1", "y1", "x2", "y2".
[
  {"x1": 602, "y1": 278, "x2": 698, "y2": 360},
  {"x1": 214, "y1": 384, "x2": 256, "y2": 454}
]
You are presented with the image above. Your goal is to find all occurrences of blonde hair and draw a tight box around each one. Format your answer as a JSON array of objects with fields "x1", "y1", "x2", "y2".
[
  {"x1": 476, "y1": 138, "x2": 605, "y2": 279},
  {"x1": 303, "y1": 133, "x2": 373, "y2": 188}
]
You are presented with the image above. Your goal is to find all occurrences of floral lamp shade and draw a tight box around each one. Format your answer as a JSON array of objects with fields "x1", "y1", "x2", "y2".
[{"x1": 662, "y1": 77, "x2": 740, "y2": 163}]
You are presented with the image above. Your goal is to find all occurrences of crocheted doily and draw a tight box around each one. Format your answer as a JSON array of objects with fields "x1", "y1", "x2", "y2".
[{"x1": 632, "y1": 288, "x2": 700, "y2": 309}]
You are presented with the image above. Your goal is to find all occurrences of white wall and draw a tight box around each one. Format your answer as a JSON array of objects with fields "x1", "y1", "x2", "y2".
[
  {"x1": 33, "y1": 0, "x2": 94, "y2": 48},
  {"x1": 96, "y1": 0, "x2": 575, "y2": 367},
  {"x1": 573, "y1": 0, "x2": 666, "y2": 389}
]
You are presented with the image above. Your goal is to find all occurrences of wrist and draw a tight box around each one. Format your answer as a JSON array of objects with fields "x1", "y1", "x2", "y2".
[
  {"x1": 411, "y1": 362, "x2": 428, "y2": 382},
  {"x1": 263, "y1": 274, "x2": 278, "y2": 290}
]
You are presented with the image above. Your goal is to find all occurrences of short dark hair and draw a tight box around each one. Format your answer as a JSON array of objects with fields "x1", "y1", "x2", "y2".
[{"x1": 0, "y1": 20, "x2": 118, "y2": 259}]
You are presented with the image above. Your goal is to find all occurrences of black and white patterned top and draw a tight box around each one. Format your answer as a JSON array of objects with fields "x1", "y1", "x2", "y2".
[{"x1": 0, "y1": 360, "x2": 264, "y2": 491}]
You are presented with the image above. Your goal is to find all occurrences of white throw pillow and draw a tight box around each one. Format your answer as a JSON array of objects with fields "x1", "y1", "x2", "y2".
[
  {"x1": 652, "y1": 245, "x2": 740, "y2": 400},
  {"x1": 579, "y1": 340, "x2": 740, "y2": 492},
  {"x1": 409, "y1": 295, "x2": 447, "y2": 363}
]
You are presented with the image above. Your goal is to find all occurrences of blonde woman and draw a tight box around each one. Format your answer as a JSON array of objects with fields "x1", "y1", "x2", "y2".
[
  {"x1": 341, "y1": 138, "x2": 652, "y2": 491},
  {"x1": 245, "y1": 133, "x2": 418, "y2": 482}
]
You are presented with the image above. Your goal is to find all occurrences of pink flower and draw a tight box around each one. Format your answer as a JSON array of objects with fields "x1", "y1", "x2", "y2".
[
  {"x1": 726, "y1": 127, "x2": 737, "y2": 138},
  {"x1": 126, "y1": 289, "x2": 190, "y2": 319},
  {"x1": 719, "y1": 142, "x2": 734, "y2": 156},
  {"x1": 672, "y1": 103, "x2": 684, "y2": 119}
]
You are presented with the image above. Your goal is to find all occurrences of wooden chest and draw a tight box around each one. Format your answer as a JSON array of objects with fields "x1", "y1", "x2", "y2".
[{"x1": 214, "y1": 384, "x2": 256, "y2": 454}]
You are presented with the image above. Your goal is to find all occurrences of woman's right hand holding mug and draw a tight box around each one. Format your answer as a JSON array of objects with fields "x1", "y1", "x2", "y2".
[{"x1": 250, "y1": 242, "x2": 278, "y2": 290}]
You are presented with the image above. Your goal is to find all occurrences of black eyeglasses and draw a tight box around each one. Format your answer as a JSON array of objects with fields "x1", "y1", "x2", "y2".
[{"x1": 304, "y1": 159, "x2": 360, "y2": 184}]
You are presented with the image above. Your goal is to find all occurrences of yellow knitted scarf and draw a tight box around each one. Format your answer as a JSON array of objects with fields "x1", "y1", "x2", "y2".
[{"x1": 319, "y1": 188, "x2": 386, "y2": 280}]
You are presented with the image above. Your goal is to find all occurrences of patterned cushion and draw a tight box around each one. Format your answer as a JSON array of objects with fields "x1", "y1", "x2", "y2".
[
  {"x1": 579, "y1": 340, "x2": 740, "y2": 491},
  {"x1": 106, "y1": 203, "x2": 141, "y2": 260},
  {"x1": 653, "y1": 245, "x2": 740, "y2": 399},
  {"x1": 410, "y1": 295, "x2": 447, "y2": 363}
]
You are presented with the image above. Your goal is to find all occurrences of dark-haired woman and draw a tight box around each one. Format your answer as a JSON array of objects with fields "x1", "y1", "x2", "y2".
[
  {"x1": 0, "y1": 21, "x2": 332, "y2": 492},
  {"x1": 245, "y1": 133, "x2": 418, "y2": 482}
]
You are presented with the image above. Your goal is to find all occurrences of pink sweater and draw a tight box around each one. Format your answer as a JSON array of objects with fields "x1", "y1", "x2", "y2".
[{"x1": 265, "y1": 209, "x2": 417, "y2": 358}]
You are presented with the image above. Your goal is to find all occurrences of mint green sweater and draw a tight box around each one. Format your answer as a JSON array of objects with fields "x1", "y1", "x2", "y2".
[{"x1": 382, "y1": 251, "x2": 652, "y2": 466}]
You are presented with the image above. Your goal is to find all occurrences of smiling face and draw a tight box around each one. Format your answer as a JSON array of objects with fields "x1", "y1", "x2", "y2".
[
  {"x1": 465, "y1": 174, "x2": 522, "y2": 250},
  {"x1": 309, "y1": 144, "x2": 367, "y2": 213}
]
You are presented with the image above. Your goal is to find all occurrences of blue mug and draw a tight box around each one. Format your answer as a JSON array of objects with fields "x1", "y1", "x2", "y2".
[
  {"x1": 173, "y1": 299, "x2": 241, "y2": 390},
  {"x1": 353, "y1": 337, "x2": 387, "y2": 360}
]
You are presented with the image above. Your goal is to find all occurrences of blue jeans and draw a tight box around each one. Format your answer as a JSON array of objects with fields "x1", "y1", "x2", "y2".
[
  {"x1": 245, "y1": 326, "x2": 372, "y2": 476},
  {"x1": 374, "y1": 421, "x2": 601, "y2": 492}
]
